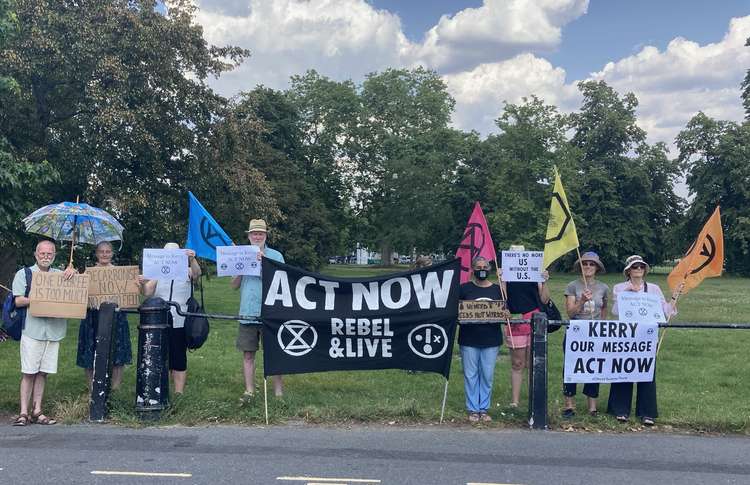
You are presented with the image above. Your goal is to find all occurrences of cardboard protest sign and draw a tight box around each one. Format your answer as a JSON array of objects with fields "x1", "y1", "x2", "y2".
[
  {"x1": 262, "y1": 258, "x2": 460, "y2": 378},
  {"x1": 564, "y1": 320, "x2": 658, "y2": 384},
  {"x1": 458, "y1": 300, "x2": 507, "y2": 323},
  {"x1": 216, "y1": 245, "x2": 260, "y2": 277},
  {"x1": 29, "y1": 272, "x2": 90, "y2": 319},
  {"x1": 86, "y1": 266, "x2": 140, "y2": 309},
  {"x1": 616, "y1": 292, "x2": 666, "y2": 324},
  {"x1": 142, "y1": 249, "x2": 189, "y2": 281},
  {"x1": 501, "y1": 250, "x2": 545, "y2": 282}
]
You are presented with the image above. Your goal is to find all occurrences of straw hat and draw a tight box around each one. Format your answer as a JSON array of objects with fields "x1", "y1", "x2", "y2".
[
  {"x1": 575, "y1": 251, "x2": 605, "y2": 273},
  {"x1": 622, "y1": 254, "x2": 650, "y2": 276},
  {"x1": 245, "y1": 219, "x2": 267, "y2": 233}
]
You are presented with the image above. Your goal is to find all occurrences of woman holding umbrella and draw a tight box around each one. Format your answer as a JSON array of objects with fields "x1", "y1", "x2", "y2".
[{"x1": 77, "y1": 241, "x2": 132, "y2": 389}]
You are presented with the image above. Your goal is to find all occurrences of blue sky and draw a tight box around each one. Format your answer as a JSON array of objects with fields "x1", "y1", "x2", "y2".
[{"x1": 371, "y1": 0, "x2": 750, "y2": 81}]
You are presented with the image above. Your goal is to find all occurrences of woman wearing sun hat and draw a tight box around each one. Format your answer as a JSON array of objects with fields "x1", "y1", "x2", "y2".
[
  {"x1": 562, "y1": 251, "x2": 609, "y2": 418},
  {"x1": 607, "y1": 254, "x2": 679, "y2": 426}
]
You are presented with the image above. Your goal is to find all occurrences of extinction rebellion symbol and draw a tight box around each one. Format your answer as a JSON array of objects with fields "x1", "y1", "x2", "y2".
[
  {"x1": 407, "y1": 324, "x2": 448, "y2": 359},
  {"x1": 277, "y1": 320, "x2": 318, "y2": 357}
]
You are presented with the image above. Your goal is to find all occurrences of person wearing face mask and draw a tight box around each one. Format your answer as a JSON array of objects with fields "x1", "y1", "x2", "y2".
[
  {"x1": 562, "y1": 251, "x2": 609, "y2": 418},
  {"x1": 77, "y1": 241, "x2": 133, "y2": 390},
  {"x1": 500, "y1": 244, "x2": 550, "y2": 408},
  {"x1": 11, "y1": 240, "x2": 76, "y2": 426},
  {"x1": 458, "y1": 256, "x2": 505, "y2": 423},
  {"x1": 607, "y1": 254, "x2": 679, "y2": 426}
]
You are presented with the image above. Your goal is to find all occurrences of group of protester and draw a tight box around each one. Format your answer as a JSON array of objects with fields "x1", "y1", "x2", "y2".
[
  {"x1": 7, "y1": 216, "x2": 679, "y2": 428},
  {"x1": 458, "y1": 249, "x2": 680, "y2": 426},
  {"x1": 9, "y1": 218, "x2": 280, "y2": 426}
]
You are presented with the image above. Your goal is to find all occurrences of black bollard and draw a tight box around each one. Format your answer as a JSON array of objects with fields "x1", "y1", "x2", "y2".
[
  {"x1": 135, "y1": 297, "x2": 171, "y2": 420},
  {"x1": 528, "y1": 312, "x2": 549, "y2": 430},
  {"x1": 89, "y1": 303, "x2": 117, "y2": 422}
]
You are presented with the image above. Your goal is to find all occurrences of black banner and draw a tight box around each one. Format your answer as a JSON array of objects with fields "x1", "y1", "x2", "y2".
[{"x1": 261, "y1": 259, "x2": 461, "y2": 378}]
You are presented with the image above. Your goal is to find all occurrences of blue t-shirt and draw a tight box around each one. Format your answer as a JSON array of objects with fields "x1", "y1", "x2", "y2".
[{"x1": 239, "y1": 247, "x2": 284, "y2": 323}]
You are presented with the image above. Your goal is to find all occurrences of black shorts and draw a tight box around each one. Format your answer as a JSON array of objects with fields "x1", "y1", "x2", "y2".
[{"x1": 168, "y1": 326, "x2": 188, "y2": 371}]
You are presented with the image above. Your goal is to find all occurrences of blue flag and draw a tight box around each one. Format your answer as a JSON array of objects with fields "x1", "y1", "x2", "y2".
[{"x1": 186, "y1": 191, "x2": 233, "y2": 261}]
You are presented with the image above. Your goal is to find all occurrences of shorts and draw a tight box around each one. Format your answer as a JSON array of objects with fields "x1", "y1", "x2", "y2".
[
  {"x1": 168, "y1": 326, "x2": 188, "y2": 372},
  {"x1": 236, "y1": 323, "x2": 261, "y2": 352},
  {"x1": 503, "y1": 324, "x2": 532, "y2": 349},
  {"x1": 20, "y1": 334, "x2": 60, "y2": 374}
]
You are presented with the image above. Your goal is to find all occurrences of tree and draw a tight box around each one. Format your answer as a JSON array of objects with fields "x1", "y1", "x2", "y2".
[
  {"x1": 0, "y1": 0, "x2": 248, "y2": 260},
  {"x1": 742, "y1": 37, "x2": 750, "y2": 119},
  {"x1": 677, "y1": 112, "x2": 750, "y2": 275},
  {"x1": 569, "y1": 81, "x2": 682, "y2": 269},
  {"x1": 356, "y1": 67, "x2": 463, "y2": 263}
]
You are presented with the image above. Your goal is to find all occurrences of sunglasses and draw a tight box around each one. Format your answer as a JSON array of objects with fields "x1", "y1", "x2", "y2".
[
  {"x1": 630, "y1": 264, "x2": 647, "y2": 270},
  {"x1": 581, "y1": 261, "x2": 597, "y2": 267}
]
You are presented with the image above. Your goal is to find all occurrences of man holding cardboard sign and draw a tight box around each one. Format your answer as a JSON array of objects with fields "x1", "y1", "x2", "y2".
[{"x1": 11, "y1": 240, "x2": 76, "y2": 426}]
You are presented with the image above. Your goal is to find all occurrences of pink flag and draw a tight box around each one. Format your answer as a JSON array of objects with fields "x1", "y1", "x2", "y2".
[{"x1": 456, "y1": 202, "x2": 497, "y2": 284}]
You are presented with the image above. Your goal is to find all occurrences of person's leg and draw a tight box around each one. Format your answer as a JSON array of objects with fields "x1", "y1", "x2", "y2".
[
  {"x1": 272, "y1": 375, "x2": 283, "y2": 397},
  {"x1": 243, "y1": 351, "x2": 256, "y2": 394},
  {"x1": 19, "y1": 373, "x2": 35, "y2": 416},
  {"x1": 111, "y1": 365, "x2": 123, "y2": 390},
  {"x1": 583, "y1": 383, "x2": 600, "y2": 413},
  {"x1": 510, "y1": 346, "x2": 526, "y2": 406},
  {"x1": 460, "y1": 346, "x2": 481, "y2": 414},
  {"x1": 85, "y1": 368, "x2": 94, "y2": 390},
  {"x1": 635, "y1": 379, "x2": 658, "y2": 420},
  {"x1": 31, "y1": 372, "x2": 47, "y2": 415},
  {"x1": 477, "y1": 346, "x2": 499, "y2": 413},
  {"x1": 172, "y1": 370, "x2": 187, "y2": 394},
  {"x1": 607, "y1": 382, "x2": 633, "y2": 419}
]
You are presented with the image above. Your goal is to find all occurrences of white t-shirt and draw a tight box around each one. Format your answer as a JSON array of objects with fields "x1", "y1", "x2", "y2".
[{"x1": 154, "y1": 279, "x2": 191, "y2": 328}]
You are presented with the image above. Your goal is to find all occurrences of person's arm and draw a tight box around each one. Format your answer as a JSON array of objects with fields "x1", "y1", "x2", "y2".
[
  {"x1": 565, "y1": 295, "x2": 578, "y2": 318},
  {"x1": 231, "y1": 275, "x2": 242, "y2": 290},
  {"x1": 14, "y1": 295, "x2": 30, "y2": 308},
  {"x1": 655, "y1": 284, "x2": 678, "y2": 318},
  {"x1": 611, "y1": 284, "x2": 621, "y2": 317},
  {"x1": 12, "y1": 270, "x2": 29, "y2": 308},
  {"x1": 537, "y1": 270, "x2": 550, "y2": 304},
  {"x1": 186, "y1": 249, "x2": 201, "y2": 280},
  {"x1": 600, "y1": 289, "x2": 609, "y2": 319},
  {"x1": 139, "y1": 276, "x2": 157, "y2": 297}
]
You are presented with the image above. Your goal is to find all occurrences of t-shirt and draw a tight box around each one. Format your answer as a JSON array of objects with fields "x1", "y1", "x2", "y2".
[
  {"x1": 12, "y1": 264, "x2": 67, "y2": 342},
  {"x1": 239, "y1": 246, "x2": 284, "y2": 323},
  {"x1": 154, "y1": 279, "x2": 191, "y2": 329},
  {"x1": 458, "y1": 282, "x2": 503, "y2": 348},
  {"x1": 564, "y1": 279, "x2": 610, "y2": 320},
  {"x1": 506, "y1": 281, "x2": 540, "y2": 314}
]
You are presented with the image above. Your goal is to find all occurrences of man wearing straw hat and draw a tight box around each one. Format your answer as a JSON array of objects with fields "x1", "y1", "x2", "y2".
[{"x1": 231, "y1": 218, "x2": 285, "y2": 401}]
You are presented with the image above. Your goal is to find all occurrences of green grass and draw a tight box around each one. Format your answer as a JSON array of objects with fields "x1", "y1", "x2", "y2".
[{"x1": 2, "y1": 266, "x2": 749, "y2": 433}]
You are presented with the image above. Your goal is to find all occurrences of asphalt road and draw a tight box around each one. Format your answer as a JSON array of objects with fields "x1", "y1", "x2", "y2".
[{"x1": 1, "y1": 423, "x2": 749, "y2": 485}]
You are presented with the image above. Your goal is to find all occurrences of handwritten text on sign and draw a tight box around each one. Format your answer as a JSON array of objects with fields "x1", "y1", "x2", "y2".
[
  {"x1": 501, "y1": 251, "x2": 544, "y2": 282},
  {"x1": 616, "y1": 291, "x2": 667, "y2": 324},
  {"x1": 216, "y1": 245, "x2": 260, "y2": 277},
  {"x1": 29, "y1": 272, "x2": 90, "y2": 319},
  {"x1": 563, "y1": 320, "x2": 658, "y2": 384},
  {"x1": 142, "y1": 249, "x2": 189, "y2": 281},
  {"x1": 458, "y1": 300, "x2": 507, "y2": 323},
  {"x1": 86, "y1": 266, "x2": 140, "y2": 309}
]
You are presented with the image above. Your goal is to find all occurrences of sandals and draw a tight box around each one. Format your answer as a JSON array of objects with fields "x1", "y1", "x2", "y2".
[
  {"x1": 642, "y1": 417, "x2": 655, "y2": 426},
  {"x1": 616, "y1": 415, "x2": 629, "y2": 423},
  {"x1": 562, "y1": 408, "x2": 575, "y2": 418},
  {"x1": 468, "y1": 412, "x2": 480, "y2": 423},
  {"x1": 12, "y1": 414, "x2": 29, "y2": 426},
  {"x1": 31, "y1": 412, "x2": 57, "y2": 425},
  {"x1": 479, "y1": 412, "x2": 492, "y2": 423}
]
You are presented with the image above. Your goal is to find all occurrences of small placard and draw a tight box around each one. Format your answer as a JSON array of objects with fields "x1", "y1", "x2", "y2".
[
  {"x1": 458, "y1": 300, "x2": 507, "y2": 323},
  {"x1": 86, "y1": 265, "x2": 141, "y2": 309},
  {"x1": 501, "y1": 251, "x2": 544, "y2": 282},
  {"x1": 616, "y1": 291, "x2": 667, "y2": 324},
  {"x1": 216, "y1": 245, "x2": 261, "y2": 277},
  {"x1": 29, "y1": 272, "x2": 90, "y2": 319},
  {"x1": 142, "y1": 248, "x2": 189, "y2": 281}
]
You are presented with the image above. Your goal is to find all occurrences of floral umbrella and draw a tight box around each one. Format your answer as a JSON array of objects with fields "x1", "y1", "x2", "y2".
[{"x1": 23, "y1": 200, "x2": 124, "y2": 266}]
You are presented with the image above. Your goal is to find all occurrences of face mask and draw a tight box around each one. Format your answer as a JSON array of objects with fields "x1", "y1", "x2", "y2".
[{"x1": 473, "y1": 269, "x2": 488, "y2": 280}]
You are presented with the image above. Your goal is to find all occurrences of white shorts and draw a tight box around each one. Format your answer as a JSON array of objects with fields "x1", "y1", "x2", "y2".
[{"x1": 20, "y1": 334, "x2": 60, "y2": 374}]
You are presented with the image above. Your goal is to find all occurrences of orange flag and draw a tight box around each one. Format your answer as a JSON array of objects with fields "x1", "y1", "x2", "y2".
[{"x1": 668, "y1": 206, "x2": 723, "y2": 295}]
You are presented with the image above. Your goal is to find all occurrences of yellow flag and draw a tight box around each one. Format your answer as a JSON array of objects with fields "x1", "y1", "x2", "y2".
[
  {"x1": 667, "y1": 206, "x2": 723, "y2": 295},
  {"x1": 543, "y1": 167, "x2": 579, "y2": 269}
]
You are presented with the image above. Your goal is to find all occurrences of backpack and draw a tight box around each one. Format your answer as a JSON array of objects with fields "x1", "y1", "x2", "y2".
[
  {"x1": 2, "y1": 267, "x2": 33, "y2": 341},
  {"x1": 533, "y1": 286, "x2": 563, "y2": 333},
  {"x1": 184, "y1": 277, "x2": 209, "y2": 350}
]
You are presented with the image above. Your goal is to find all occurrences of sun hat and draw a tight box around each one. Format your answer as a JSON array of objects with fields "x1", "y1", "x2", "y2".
[
  {"x1": 509, "y1": 244, "x2": 525, "y2": 251},
  {"x1": 245, "y1": 219, "x2": 267, "y2": 233},
  {"x1": 164, "y1": 242, "x2": 180, "y2": 250},
  {"x1": 623, "y1": 254, "x2": 650, "y2": 276},
  {"x1": 575, "y1": 251, "x2": 605, "y2": 273}
]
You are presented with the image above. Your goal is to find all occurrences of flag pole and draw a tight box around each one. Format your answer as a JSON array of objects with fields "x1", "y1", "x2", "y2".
[
  {"x1": 656, "y1": 283, "x2": 684, "y2": 356},
  {"x1": 575, "y1": 247, "x2": 589, "y2": 291},
  {"x1": 263, "y1": 378, "x2": 269, "y2": 425},
  {"x1": 439, "y1": 378, "x2": 449, "y2": 423}
]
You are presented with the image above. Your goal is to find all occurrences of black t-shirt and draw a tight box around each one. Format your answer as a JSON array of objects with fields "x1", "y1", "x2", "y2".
[
  {"x1": 458, "y1": 282, "x2": 503, "y2": 348},
  {"x1": 506, "y1": 281, "x2": 540, "y2": 314}
]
